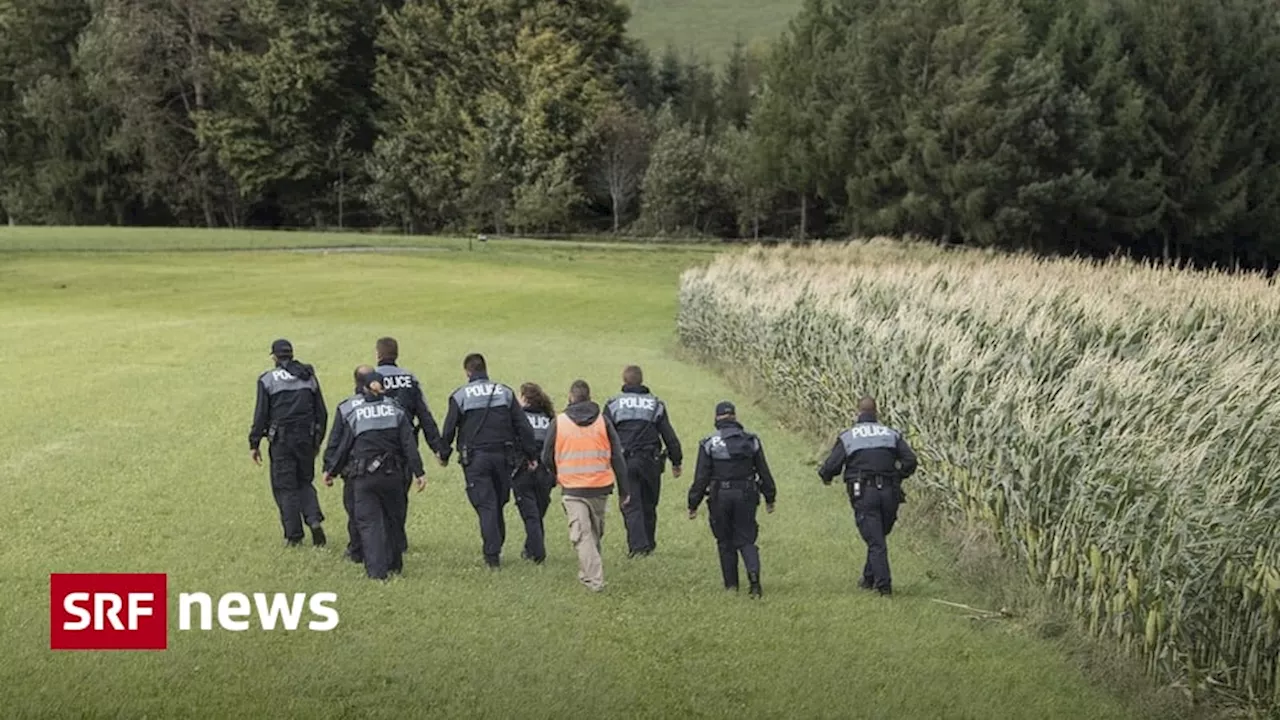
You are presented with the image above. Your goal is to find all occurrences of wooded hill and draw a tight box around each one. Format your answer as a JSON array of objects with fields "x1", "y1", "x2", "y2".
[{"x1": 2, "y1": 0, "x2": 1279, "y2": 268}]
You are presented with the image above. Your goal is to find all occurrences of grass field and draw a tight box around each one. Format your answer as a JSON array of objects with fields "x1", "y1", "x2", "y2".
[
  {"x1": 624, "y1": 0, "x2": 798, "y2": 62},
  {"x1": 0, "y1": 228, "x2": 1179, "y2": 718}
]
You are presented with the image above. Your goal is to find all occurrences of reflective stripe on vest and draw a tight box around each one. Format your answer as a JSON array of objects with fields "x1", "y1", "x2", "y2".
[
  {"x1": 840, "y1": 423, "x2": 899, "y2": 455},
  {"x1": 553, "y1": 414, "x2": 614, "y2": 489}
]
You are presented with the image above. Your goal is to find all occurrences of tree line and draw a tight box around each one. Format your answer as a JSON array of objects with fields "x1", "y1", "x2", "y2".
[{"x1": 3, "y1": 0, "x2": 1279, "y2": 267}]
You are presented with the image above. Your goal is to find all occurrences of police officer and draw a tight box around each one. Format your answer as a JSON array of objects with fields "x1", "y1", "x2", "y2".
[
  {"x1": 513, "y1": 382, "x2": 557, "y2": 564},
  {"x1": 374, "y1": 336, "x2": 445, "y2": 553},
  {"x1": 687, "y1": 401, "x2": 777, "y2": 598},
  {"x1": 818, "y1": 396, "x2": 918, "y2": 596},
  {"x1": 322, "y1": 370, "x2": 426, "y2": 580},
  {"x1": 249, "y1": 339, "x2": 328, "y2": 547},
  {"x1": 439, "y1": 353, "x2": 538, "y2": 568},
  {"x1": 604, "y1": 365, "x2": 683, "y2": 557},
  {"x1": 321, "y1": 364, "x2": 376, "y2": 564}
]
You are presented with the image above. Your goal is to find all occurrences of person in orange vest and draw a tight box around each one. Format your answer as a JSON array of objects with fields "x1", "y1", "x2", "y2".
[{"x1": 541, "y1": 379, "x2": 630, "y2": 592}]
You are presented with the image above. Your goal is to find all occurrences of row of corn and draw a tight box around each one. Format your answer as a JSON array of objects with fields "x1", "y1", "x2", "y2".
[{"x1": 677, "y1": 239, "x2": 1280, "y2": 709}]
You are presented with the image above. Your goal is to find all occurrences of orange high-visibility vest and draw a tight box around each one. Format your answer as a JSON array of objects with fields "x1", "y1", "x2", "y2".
[{"x1": 553, "y1": 413, "x2": 615, "y2": 489}]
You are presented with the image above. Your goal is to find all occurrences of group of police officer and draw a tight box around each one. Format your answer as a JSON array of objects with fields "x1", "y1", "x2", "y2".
[{"x1": 249, "y1": 337, "x2": 918, "y2": 595}]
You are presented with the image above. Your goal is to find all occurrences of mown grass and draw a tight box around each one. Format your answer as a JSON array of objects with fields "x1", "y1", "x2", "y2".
[
  {"x1": 623, "y1": 0, "x2": 798, "y2": 62},
  {"x1": 0, "y1": 228, "x2": 1177, "y2": 718}
]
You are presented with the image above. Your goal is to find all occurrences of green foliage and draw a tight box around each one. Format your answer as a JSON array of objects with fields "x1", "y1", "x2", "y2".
[
  {"x1": 370, "y1": 0, "x2": 625, "y2": 234},
  {"x1": 638, "y1": 105, "x2": 719, "y2": 233},
  {"x1": 198, "y1": 0, "x2": 381, "y2": 225},
  {"x1": 747, "y1": 0, "x2": 1280, "y2": 261},
  {"x1": 5, "y1": 0, "x2": 1280, "y2": 266}
]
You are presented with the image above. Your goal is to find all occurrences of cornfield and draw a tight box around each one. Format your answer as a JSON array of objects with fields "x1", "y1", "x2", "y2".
[{"x1": 677, "y1": 239, "x2": 1280, "y2": 709}]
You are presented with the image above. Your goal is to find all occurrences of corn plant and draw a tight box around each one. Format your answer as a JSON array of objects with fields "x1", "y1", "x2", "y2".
[{"x1": 678, "y1": 239, "x2": 1280, "y2": 709}]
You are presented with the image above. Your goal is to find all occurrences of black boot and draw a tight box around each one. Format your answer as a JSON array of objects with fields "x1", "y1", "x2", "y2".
[
  {"x1": 484, "y1": 554, "x2": 501, "y2": 569},
  {"x1": 310, "y1": 524, "x2": 327, "y2": 547},
  {"x1": 748, "y1": 572, "x2": 762, "y2": 599}
]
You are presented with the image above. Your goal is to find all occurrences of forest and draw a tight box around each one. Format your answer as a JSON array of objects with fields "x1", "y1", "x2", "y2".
[{"x1": 2, "y1": 0, "x2": 1279, "y2": 267}]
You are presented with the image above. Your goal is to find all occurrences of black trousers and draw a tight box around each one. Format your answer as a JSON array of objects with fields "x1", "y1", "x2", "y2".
[
  {"x1": 513, "y1": 465, "x2": 554, "y2": 561},
  {"x1": 352, "y1": 467, "x2": 407, "y2": 580},
  {"x1": 622, "y1": 452, "x2": 662, "y2": 553},
  {"x1": 708, "y1": 487, "x2": 761, "y2": 588},
  {"x1": 342, "y1": 475, "x2": 361, "y2": 559},
  {"x1": 268, "y1": 436, "x2": 324, "y2": 542},
  {"x1": 849, "y1": 482, "x2": 901, "y2": 591},
  {"x1": 462, "y1": 450, "x2": 512, "y2": 561}
]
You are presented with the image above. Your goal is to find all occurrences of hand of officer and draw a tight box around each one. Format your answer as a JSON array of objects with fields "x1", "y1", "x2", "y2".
[
  {"x1": 672, "y1": 465, "x2": 683, "y2": 479},
  {"x1": 322, "y1": 473, "x2": 334, "y2": 487},
  {"x1": 436, "y1": 454, "x2": 447, "y2": 467},
  {"x1": 687, "y1": 508, "x2": 697, "y2": 520},
  {"x1": 251, "y1": 448, "x2": 262, "y2": 466},
  {"x1": 766, "y1": 503, "x2": 776, "y2": 514},
  {"x1": 414, "y1": 475, "x2": 426, "y2": 492},
  {"x1": 527, "y1": 460, "x2": 538, "y2": 471}
]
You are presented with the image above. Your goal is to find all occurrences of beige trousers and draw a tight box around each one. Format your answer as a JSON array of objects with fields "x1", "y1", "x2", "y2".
[{"x1": 562, "y1": 495, "x2": 608, "y2": 591}]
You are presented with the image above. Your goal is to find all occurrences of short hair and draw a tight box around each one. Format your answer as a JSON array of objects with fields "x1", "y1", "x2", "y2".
[
  {"x1": 569, "y1": 379, "x2": 591, "y2": 403},
  {"x1": 464, "y1": 353, "x2": 487, "y2": 375},
  {"x1": 376, "y1": 337, "x2": 398, "y2": 362},
  {"x1": 353, "y1": 364, "x2": 374, "y2": 383},
  {"x1": 622, "y1": 365, "x2": 643, "y2": 386},
  {"x1": 858, "y1": 395, "x2": 878, "y2": 416}
]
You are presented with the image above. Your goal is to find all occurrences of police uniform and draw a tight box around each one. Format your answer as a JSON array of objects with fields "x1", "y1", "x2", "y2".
[
  {"x1": 688, "y1": 402, "x2": 777, "y2": 597},
  {"x1": 322, "y1": 389, "x2": 367, "y2": 562},
  {"x1": 604, "y1": 384, "x2": 683, "y2": 556},
  {"x1": 440, "y1": 373, "x2": 538, "y2": 567},
  {"x1": 375, "y1": 362, "x2": 444, "y2": 552},
  {"x1": 323, "y1": 377, "x2": 424, "y2": 580},
  {"x1": 818, "y1": 412, "x2": 918, "y2": 595},
  {"x1": 512, "y1": 408, "x2": 556, "y2": 563},
  {"x1": 248, "y1": 339, "x2": 327, "y2": 546}
]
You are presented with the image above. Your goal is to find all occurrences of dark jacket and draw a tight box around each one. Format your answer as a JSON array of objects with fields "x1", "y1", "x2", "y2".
[
  {"x1": 321, "y1": 390, "x2": 362, "y2": 477},
  {"x1": 323, "y1": 393, "x2": 424, "y2": 479},
  {"x1": 523, "y1": 408, "x2": 553, "y2": 456},
  {"x1": 249, "y1": 359, "x2": 327, "y2": 451},
  {"x1": 541, "y1": 400, "x2": 630, "y2": 499},
  {"x1": 688, "y1": 420, "x2": 777, "y2": 510},
  {"x1": 818, "y1": 413, "x2": 918, "y2": 484},
  {"x1": 439, "y1": 374, "x2": 538, "y2": 462},
  {"x1": 376, "y1": 362, "x2": 445, "y2": 455},
  {"x1": 603, "y1": 384, "x2": 684, "y2": 466}
]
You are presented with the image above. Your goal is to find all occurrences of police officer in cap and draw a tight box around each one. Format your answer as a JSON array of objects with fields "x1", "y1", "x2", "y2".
[
  {"x1": 249, "y1": 339, "x2": 328, "y2": 547},
  {"x1": 322, "y1": 370, "x2": 426, "y2": 580},
  {"x1": 687, "y1": 401, "x2": 777, "y2": 598},
  {"x1": 604, "y1": 365, "x2": 683, "y2": 557},
  {"x1": 374, "y1": 336, "x2": 445, "y2": 553},
  {"x1": 322, "y1": 364, "x2": 376, "y2": 563},
  {"x1": 439, "y1": 353, "x2": 538, "y2": 568},
  {"x1": 818, "y1": 396, "x2": 918, "y2": 596}
]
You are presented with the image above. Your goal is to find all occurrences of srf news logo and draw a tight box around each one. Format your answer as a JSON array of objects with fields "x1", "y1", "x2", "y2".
[{"x1": 50, "y1": 573, "x2": 339, "y2": 650}]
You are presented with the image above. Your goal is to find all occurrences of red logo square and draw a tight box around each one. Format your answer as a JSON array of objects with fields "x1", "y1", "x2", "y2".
[{"x1": 50, "y1": 573, "x2": 168, "y2": 650}]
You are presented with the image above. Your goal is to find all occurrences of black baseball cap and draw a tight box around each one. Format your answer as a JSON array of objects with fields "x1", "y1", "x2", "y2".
[
  {"x1": 271, "y1": 339, "x2": 293, "y2": 357},
  {"x1": 715, "y1": 401, "x2": 736, "y2": 416}
]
